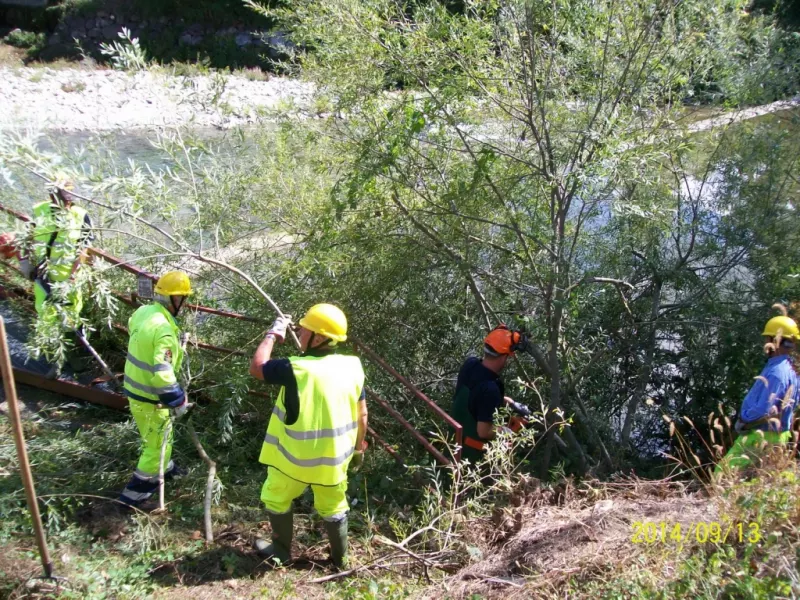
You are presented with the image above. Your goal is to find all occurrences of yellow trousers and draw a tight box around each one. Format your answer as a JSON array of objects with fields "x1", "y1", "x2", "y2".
[
  {"x1": 715, "y1": 430, "x2": 791, "y2": 474},
  {"x1": 130, "y1": 399, "x2": 173, "y2": 476},
  {"x1": 261, "y1": 467, "x2": 349, "y2": 521},
  {"x1": 33, "y1": 280, "x2": 83, "y2": 329}
]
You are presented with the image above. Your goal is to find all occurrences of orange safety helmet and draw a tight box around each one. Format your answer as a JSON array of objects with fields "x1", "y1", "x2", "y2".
[{"x1": 484, "y1": 324, "x2": 525, "y2": 356}]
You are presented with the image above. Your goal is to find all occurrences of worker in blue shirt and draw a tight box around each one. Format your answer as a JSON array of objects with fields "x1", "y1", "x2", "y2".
[{"x1": 717, "y1": 312, "x2": 800, "y2": 473}]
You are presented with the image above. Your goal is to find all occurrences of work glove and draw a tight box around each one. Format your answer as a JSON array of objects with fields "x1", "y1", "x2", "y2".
[
  {"x1": 171, "y1": 401, "x2": 193, "y2": 419},
  {"x1": 267, "y1": 314, "x2": 292, "y2": 343},
  {"x1": 350, "y1": 450, "x2": 364, "y2": 472},
  {"x1": 507, "y1": 399, "x2": 532, "y2": 419}
]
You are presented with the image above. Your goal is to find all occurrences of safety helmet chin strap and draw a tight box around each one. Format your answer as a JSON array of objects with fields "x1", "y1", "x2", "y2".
[
  {"x1": 170, "y1": 295, "x2": 186, "y2": 316},
  {"x1": 155, "y1": 294, "x2": 185, "y2": 316},
  {"x1": 306, "y1": 334, "x2": 336, "y2": 353}
]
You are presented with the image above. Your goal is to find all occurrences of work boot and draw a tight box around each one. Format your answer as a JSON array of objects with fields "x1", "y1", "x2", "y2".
[
  {"x1": 164, "y1": 463, "x2": 188, "y2": 481},
  {"x1": 324, "y1": 516, "x2": 349, "y2": 570},
  {"x1": 254, "y1": 510, "x2": 293, "y2": 565}
]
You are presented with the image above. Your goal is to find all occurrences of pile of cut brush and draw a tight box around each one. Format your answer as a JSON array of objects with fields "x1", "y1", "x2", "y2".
[{"x1": 424, "y1": 475, "x2": 715, "y2": 599}]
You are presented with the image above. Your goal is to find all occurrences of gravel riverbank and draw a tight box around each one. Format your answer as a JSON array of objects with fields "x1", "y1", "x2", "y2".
[{"x1": 0, "y1": 66, "x2": 315, "y2": 131}]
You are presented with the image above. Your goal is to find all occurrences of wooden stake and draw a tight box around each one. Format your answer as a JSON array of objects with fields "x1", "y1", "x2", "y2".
[{"x1": 0, "y1": 317, "x2": 54, "y2": 578}]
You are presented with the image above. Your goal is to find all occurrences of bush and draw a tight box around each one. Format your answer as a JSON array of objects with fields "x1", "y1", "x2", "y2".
[{"x1": 3, "y1": 29, "x2": 46, "y2": 50}]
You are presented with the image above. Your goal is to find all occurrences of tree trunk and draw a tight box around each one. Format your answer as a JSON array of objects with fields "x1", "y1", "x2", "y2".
[
  {"x1": 620, "y1": 280, "x2": 662, "y2": 445},
  {"x1": 539, "y1": 291, "x2": 563, "y2": 478}
]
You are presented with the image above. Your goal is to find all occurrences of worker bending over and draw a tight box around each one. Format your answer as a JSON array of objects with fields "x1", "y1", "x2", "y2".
[
  {"x1": 118, "y1": 271, "x2": 192, "y2": 508},
  {"x1": 27, "y1": 179, "x2": 94, "y2": 330},
  {"x1": 249, "y1": 303, "x2": 367, "y2": 569},
  {"x1": 451, "y1": 324, "x2": 528, "y2": 464},
  {"x1": 717, "y1": 310, "x2": 800, "y2": 473}
]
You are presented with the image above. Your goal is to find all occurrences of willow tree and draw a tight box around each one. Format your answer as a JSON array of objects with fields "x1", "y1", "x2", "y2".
[{"x1": 247, "y1": 0, "x2": 799, "y2": 474}]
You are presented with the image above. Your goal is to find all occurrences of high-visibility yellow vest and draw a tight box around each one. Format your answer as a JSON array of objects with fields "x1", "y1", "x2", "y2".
[
  {"x1": 123, "y1": 303, "x2": 184, "y2": 405},
  {"x1": 259, "y1": 354, "x2": 365, "y2": 486},
  {"x1": 31, "y1": 201, "x2": 88, "y2": 283}
]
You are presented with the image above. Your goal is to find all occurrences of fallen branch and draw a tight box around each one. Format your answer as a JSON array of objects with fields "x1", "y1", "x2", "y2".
[
  {"x1": 12, "y1": 163, "x2": 301, "y2": 349},
  {"x1": 305, "y1": 552, "x2": 405, "y2": 584},
  {"x1": 374, "y1": 535, "x2": 450, "y2": 582},
  {"x1": 186, "y1": 420, "x2": 216, "y2": 543}
]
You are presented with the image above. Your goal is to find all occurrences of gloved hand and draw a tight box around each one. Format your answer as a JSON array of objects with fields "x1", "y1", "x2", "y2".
[
  {"x1": 171, "y1": 401, "x2": 193, "y2": 419},
  {"x1": 267, "y1": 314, "x2": 292, "y2": 343},
  {"x1": 179, "y1": 332, "x2": 189, "y2": 350},
  {"x1": 506, "y1": 398, "x2": 532, "y2": 418},
  {"x1": 350, "y1": 450, "x2": 364, "y2": 472}
]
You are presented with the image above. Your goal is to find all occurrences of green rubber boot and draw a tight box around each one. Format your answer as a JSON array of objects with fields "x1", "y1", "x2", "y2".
[
  {"x1": 324, "y1": 516, "x2": 349, "y2": 569},
  {"x1": 254, "y1": 510, "x2": 293, "y2": 565}
]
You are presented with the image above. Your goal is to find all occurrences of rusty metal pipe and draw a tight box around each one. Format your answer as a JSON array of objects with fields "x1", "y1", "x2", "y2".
[
  {"x1": 353, "y1": 338, "x2": 462, "y2": 461},
  {"x1": 366, "y1": 387, "x2": 450, "y2": 466},
  {"x1": 111, "y1": 324, "x2": 248, "y2": 357},
  {"x1": 6, "y1": 366, "x2": 128, "y2": 410},
  {"x1": 367, "y1": 425, "x2": 406, "y2": 467}
]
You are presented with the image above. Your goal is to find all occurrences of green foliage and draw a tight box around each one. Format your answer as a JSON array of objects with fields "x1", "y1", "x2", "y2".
[
  {"x1": 99, "y1": 27, "x2": 149, "y2": 71},
  {"x1": 2, "y1": 29, "x2": 46, "y2": 51}
]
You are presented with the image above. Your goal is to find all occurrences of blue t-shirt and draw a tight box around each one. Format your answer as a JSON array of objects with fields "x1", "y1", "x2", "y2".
[
  {"x1": 454, "y1": 356, "x2": 505, "y2": 425},
  {"x1": 739, "y1": 354, "x2": 800, "y2": 432}
]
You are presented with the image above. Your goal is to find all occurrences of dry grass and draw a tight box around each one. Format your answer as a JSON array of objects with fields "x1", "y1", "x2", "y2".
[
  {"x1": 0, "y1": 44, "x2": 26, "y2": 68},
  {"x1": 418, "y1": 476, "x2": 713, "y2": 600}
]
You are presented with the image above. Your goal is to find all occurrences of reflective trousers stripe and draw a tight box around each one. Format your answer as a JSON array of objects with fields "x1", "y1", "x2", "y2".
[
  {"x1": 271, "y1": 406, "x2": 358, "y2": 440},
  {"x1": 126, "y1": 352, "x2": 172, "y2": 373},
  {"x1": 124, "y1": 374, "x2": 180, "y2": 397},
  {"x1": 134, "y1": 460, "x2": 174, "y2": 481},
  {"x1": 120, "y1": 489, "x2": 153, "y2": 502},
  {"x1": 263, "y1": 434, "x2": 354, "y2": 467}
]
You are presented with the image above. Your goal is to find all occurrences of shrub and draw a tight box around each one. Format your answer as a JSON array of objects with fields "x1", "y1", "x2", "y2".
[{"x1": 3, "y1": 29, "x2": 46, "y2": 50}]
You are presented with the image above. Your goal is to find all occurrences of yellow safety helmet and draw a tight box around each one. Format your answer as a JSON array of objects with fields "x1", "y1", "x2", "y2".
[
  {"x1": 154, "y1": 271, "x2": 192, "y2": 297},
  {"x1": 762, "y1": 315, "x2": 800, "y2": 341},
  {"x1": 299, "y1": 303, "x2": 348, "y2": 342}
]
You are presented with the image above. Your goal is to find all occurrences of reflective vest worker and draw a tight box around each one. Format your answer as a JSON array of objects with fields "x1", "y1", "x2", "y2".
[
  {"x1": 249, "y1": 303, "x2": 367, "y2": 569},
  {"x1": 28, "y1": 180, "x2": 93, "y2": 330},
  {"x1": 118, "y1": 271, "x2": 192, "y2": 508},
  {"x1": 451, "y1": 325, "x2": 525, "y2": 464},
  {"x1": 716, "y1": 312, "x2": 800, "y2": 475}
]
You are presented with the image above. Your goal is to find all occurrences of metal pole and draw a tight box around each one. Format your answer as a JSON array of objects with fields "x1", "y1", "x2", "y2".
[{"x1": 0, "y1": 317, "x2": 54, "y2": 578}]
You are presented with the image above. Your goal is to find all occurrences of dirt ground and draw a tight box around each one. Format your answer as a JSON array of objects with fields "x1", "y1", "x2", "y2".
[{"x1": 419, "y1": 476, "x2": 715, "y2": 599}]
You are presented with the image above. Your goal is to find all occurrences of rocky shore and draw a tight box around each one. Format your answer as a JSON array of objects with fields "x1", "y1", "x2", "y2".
[{"x1": 0, "y1": 66, "x2": 315, "y2": 131}]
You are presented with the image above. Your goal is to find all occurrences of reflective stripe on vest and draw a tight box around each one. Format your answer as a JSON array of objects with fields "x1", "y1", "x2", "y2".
[
  {"x1": 270, "y1": 406, "x2": 359, "y2": 440},
  {"x1": 259, "y1": 354, "x2": 365, "y2": 486},
  {"x1": 123, "y1": 303, "x2": 183, "y2": 404},
  {"x1": 126, "y1": 352, "x2": 173, "y2": 373},
  {"x1": 124, "y1": 374, "x2": 182, "y2": 396},
  {"x1": 31, "y1": 201, "x2": 88, "y2": 283}
]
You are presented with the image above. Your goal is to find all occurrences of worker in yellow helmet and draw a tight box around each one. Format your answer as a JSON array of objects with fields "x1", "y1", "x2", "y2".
[
  {"x1": 716, "y1": 310, "x2": 800, "y2": 474},
  {"x1": 25, "y1": 178, "x2": 94, "y2": 333},
  {"x1": 118, "y1": 271, "x2": 192, "y2": 508},
  {"x1": 249, "y1": 303, "x2": 367, "y2": 569}
]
